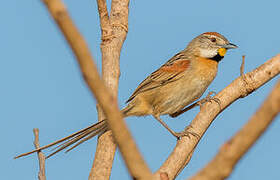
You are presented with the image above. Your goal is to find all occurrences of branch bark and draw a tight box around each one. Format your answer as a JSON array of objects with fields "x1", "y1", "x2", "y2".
[
  {"x1": 41, "y1": 0, "x2": 152, "y2": 179},
  {"x1": 89, "y1": 0, "x2": 116, "y2": 179},
  {"x1": 33, "y1": 128, "x2": 46, "y2": 180},
  {"x1": 154, "y1": 54, "x2": 280, "y2": 179},
  {"x1": 90, "y1": 0, "x2": 130, "y2": 179},
  {"x1": 189, "y1": 79, "x2": 280, "y2": 180}
]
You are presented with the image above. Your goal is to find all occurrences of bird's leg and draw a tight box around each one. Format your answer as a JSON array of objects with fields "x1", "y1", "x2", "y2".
[
  {"x1": 169, "y1": 102, "x2": 197, "y2": 118},
  {"x1": 153, "y1": 115, "x2": 201, "y2": 140},
  {"x1": 169, "y1": 91, "x2": 220, "y2": 118},
  {"x1": 153, "y1": 115, "x2": 182, "y2": 139}
]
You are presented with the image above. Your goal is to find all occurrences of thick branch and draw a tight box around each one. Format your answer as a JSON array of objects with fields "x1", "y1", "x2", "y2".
[
  {"x1": 154, "y1": 54, "x2": 280, "y2": 179},
  {"x1": 89, "y1": 1, "x2": 116, "y2": 179},
  {"x1": 33, "y1": 128, "x2": 46, "y2": 180},
  {"x1": 41, "y1": 0, "x2": 152, "y2": 179},
  {"x1": 90, "y1": 0, "x2": 130, "y2": 179},
  {"x1": 190, "y1": 79, "x2": 280, "y2": 180}
]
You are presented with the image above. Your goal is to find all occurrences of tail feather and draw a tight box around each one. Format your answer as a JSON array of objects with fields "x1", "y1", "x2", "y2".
[
  {"x1": 50, "y1": 120, "x2": 106, "y2": 152},
  {"x1": 65, "y1": 125, "x2": 107, "y2": 153},
  {"x1": 47, "y1": 123, "x2": 108, "y2": 158},
  {"x1": 14, "y1": 120, "x2": 108, "y2": 159}
]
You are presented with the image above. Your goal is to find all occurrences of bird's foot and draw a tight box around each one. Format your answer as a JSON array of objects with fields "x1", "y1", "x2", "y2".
[
  {"x1": 197, "y1": 91, "x2": 221, "y2": 109},
  {"x1": 174, "y1": 125, "x2": 200, "y2": 140}
]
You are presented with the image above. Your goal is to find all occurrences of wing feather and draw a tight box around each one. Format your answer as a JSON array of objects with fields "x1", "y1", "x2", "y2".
[{"x1": 126, "y1": 52, "x2": 190, "y2": 103}]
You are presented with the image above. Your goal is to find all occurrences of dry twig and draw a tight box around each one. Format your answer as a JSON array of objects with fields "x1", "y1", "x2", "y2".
[
  {"x1": 33, "y1": 128, "x2": 46, "y2": 180},
  {"x1": 240, "y1": 55, "x2": 245, "y2": 76}
]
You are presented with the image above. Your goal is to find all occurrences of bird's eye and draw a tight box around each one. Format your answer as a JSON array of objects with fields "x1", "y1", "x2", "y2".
[{"x1": 210, "y1": 38, "x2": 216, "y2": 42}]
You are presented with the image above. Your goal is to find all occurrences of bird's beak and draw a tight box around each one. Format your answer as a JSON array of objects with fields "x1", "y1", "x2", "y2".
[{"x1": 222, "y1": 43, "x2": 238, "y2": 49}]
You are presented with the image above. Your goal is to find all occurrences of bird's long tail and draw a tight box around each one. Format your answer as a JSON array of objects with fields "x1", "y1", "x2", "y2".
[{"x1": 14, "y1": 119, "x2": 108, "y2": 159}]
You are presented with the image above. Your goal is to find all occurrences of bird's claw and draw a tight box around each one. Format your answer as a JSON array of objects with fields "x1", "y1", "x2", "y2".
[
  {"x1": 197, "y1": 91, "x2": 221, "y2": 109},
  {"x1": 174, "y1": 126, "x2": 200, "y2": 140}
]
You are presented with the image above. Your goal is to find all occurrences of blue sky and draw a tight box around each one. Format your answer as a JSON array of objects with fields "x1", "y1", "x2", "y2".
[{"x1": 2, "y1": 0, "x2": 279, "y2": 179}]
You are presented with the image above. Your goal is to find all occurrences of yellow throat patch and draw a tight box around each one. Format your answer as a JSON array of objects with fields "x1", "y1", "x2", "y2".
[{"x1": 218, "y1": 48, "x2": 227, "y2": 57}]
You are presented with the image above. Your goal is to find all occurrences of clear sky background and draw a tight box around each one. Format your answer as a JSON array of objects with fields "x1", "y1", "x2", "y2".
[{"x1": 2, "y1": 0, "x2": 279, "y2": 179}]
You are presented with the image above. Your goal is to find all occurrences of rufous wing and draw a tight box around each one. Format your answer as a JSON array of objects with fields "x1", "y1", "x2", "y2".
[{"x1": 126, "y1": 55, "x2": 190, "y2": 103}]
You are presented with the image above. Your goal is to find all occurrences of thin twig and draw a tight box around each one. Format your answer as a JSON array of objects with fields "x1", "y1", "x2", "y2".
[
  {"x1": 189, "y1": 79, "x2": 280, "y2": 180},
  {"x1": 240, "y1": 55, "x2": 245, "y2": 76},
  {"x1": 33, "y1": 128, "x2": 46, "y2": 180}
]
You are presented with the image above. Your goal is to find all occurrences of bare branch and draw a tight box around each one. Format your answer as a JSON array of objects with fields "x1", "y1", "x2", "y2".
[
  {"x1": 40, "y1": 0, "x2": 152, "y2": 179},
  {"x1": 90, "y1": 0, "x2": 131, "y2": 179},
  {"x1": 154, "y1": 54, "x2": 280, "y2": 179},
  {"x1": 89, "y1": 1, "x2": 116, "y2": 179},
  {"x1": 190, "y1": 79, "x2": 280, "y2": 180},
  {"x1": 33, "y1": 128, "x2": 46, "y2": 180}
]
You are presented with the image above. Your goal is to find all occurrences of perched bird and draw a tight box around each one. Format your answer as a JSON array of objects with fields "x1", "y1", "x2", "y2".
[{"x1": 15, "y1": 32, "x2": 237, "y2": 159}]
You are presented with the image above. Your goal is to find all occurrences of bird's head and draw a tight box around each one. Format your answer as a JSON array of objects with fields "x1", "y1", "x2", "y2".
[{"x1": 188, "y1": 32, "x2": 238, "y2": 62}]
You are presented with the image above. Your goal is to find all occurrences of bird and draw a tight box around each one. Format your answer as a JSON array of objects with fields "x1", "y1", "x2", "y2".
[{"x1": 15, "y1": 32, "x2": 237, "y2": 159}]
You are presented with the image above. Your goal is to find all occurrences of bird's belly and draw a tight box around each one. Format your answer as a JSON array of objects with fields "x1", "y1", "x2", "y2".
[{"x1": 155, "y1": 77, "x2": 210, "y2": 115}]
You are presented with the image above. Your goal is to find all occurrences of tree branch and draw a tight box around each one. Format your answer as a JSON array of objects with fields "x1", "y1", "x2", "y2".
[
  {"x1": 189, "y1": 79, "x2": 280, "y2": 180},
  {"x1": 154, "y1": 54, "x2": 280, "y2": 179},
  {"x1": 41, "y1": 0, "x2": 152, "y2": 179},
  {"x1": 89, "y1": 0, "x2": 116, "y2": 179},
  {"x1": 90, "y1": 0, "x2": 130, "y2": 179},
  {"x1": 96, "y1": 0, "x2": 112, "y2": 41},
  {"x1": 33, "y1": 128, "x2": 46, "y2": 180}
]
